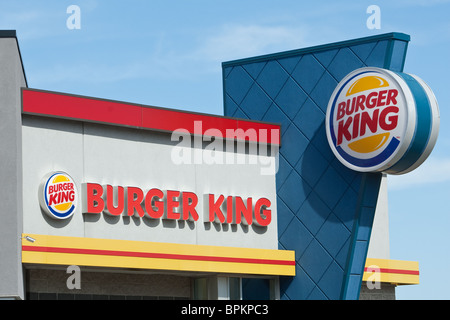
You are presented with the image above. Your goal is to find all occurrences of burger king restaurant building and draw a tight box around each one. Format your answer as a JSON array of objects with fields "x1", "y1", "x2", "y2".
[{"x1": 0, "y1": 31, "x2": 434, "y2": 300}]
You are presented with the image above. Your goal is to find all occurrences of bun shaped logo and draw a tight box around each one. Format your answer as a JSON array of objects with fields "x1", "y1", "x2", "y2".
[
  {"x1": 39, "y1": 172, "x2": 78, "y2": 219},
  {"x1": 326, "y1": 67, "x2": 439, "y2": 174}
]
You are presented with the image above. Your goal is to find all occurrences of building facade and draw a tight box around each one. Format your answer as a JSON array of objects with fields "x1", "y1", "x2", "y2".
[
  {"x1": 222, "y1": 32, "x2": 422, "y2": 300},
  {"x1": 0, "y1": 30, "x2": 419, "y2": 300}
]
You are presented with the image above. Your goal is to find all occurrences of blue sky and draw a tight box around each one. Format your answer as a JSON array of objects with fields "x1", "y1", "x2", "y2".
[{"x1": 2, "y1": 0, "x2": 449, "y2": 299}]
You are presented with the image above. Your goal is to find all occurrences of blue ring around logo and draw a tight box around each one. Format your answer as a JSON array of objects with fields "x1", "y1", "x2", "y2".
[
  {"x1": 383, "y1": 72, "x2": 432, "y2": 174},
  {"x1": 44, "y1": 172, "x2": 76, "y2": 219},
  {"x1": 328, "y1": 70, "x2": 401, "y2": 168}
]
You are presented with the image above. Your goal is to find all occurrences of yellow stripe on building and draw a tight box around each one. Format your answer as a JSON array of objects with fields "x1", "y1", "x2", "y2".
[{"x1": 21, "y1": 234, "x2": 296, "y2": 276}]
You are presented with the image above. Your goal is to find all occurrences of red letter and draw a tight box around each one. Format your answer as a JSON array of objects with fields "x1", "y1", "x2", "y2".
[
  {"x1": 254, "y1": 198, "x2": 271, "y2": 227},
  {"x1": 386, "y1": 89, "x2": 398, "y2": 106},
  {"x1": 352, "y1": 113, "x2": 360, "y2": 140},
  {"x1": 235, "y1": 196, "x2": 253, "y2": 225},
  {"x1": 60, "y1": 191, "x2": 69, "y2": 203},
  {"x1": 337, "y1": 117, "x2": 352, "y2": 146},
  {"x1": 355, "y1": 94, "x2": 366, "y2": 112},
  {"x1": 48, "y1": 193, "x2": 58, "y2": 206},
  {"x1": 166, "y1": 190, "x2": 181, "y2": 220},
  {"x1": 68, "y1": 190, "x2": 75, "y2": 202},
  {"x1": 379, "y1": 106, "x2": 399, "y2": 131},
  {"x1": 377, "y1": 90, "x2": 387, "y2": 107},
  {"x1": 366, "y1": 92, "x2": 378, "y2": 108},
  {"x1": 337, "y1": 102, "x2": 346, "y2": 121},
  {"x1": 105, "y1": 185, "x2": 124, "y2": 216},
  {"x1": 360, "y1": 109, "x2": 379, "y2": 136},
  {"x1": 83, "y1": 183, "x2": 104, "y2": 214},
  {"x1": 126, "y1": 187, "x2": 144, "y2": 217},
  {"x1": 208, "y1": 194, "x2": 225, "y2": 223},
  {"x1": 226, "y1": 196, "x2": 234, "y2": 224},
  {"x1": 182, "y1": 191, "x2": 199, "y2": 221},
  {"x1": 144, "y1": 188, "x2": 164, "y2": 219}
]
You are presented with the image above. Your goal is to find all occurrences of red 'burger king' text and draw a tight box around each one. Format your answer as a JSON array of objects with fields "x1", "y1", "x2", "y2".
[
  {"x1": 336, "y1": 89, "x2": 399, "y2": 146},
  {"x1": 48, "y1": 182, "x2": 75, "y2": 206}
]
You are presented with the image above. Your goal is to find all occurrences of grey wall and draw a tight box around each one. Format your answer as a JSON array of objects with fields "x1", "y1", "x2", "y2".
[{"x1": 0, "y1": 32, "x2": 27, "y2": 299}]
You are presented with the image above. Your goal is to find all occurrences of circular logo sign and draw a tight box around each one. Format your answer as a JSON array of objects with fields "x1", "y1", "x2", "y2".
[
  {"x1": 39, "y1": 172, "x2": 78, "y2": 219},
  {"x1": 326, "y1": 67, "x2": 439, "y2": 174}
]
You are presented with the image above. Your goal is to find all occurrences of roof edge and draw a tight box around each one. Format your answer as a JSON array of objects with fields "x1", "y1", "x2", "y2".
[
  {"x1": 0, "y1": 30, "x2": 17, "y2": 38},
  {"x1": 222, "y1": 32, "x2": 411, "y2": 67},
  {"x1": 22, "y1": 88, "x2": 282, "y2": 146},
  {"x1": 0, "y1": 30, "x2": 28, "y2": 87}
]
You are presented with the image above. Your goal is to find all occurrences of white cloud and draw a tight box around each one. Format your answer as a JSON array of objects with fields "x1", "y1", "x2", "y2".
[
  {"x1": 387, "y1": 156, "x2": 450, "y2": 190},
  {"x1": 30, "y1": 23, "x2": 308, "y2": 85},
  {"x1": 29, "y1": 61, "x2": 143, "y2": 85},
  {"x1": 197, "y1": 24, "x2": 307, "y2": 63},
  {"x1": 397, "y1": 0, "x2": 450, "y2": 6}
]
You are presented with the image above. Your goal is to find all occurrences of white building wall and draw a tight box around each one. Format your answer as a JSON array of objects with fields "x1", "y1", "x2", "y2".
[{"x1": 22, "y1": 116, "x2": 279, "y2": 250}]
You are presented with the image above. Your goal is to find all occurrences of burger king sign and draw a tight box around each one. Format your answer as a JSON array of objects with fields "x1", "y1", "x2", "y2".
[
  {"x1": 326, "y1": 67, "x2": 439, "y2": 174},
  {"x1": 38, "y1": 171, "x2": 78, "y2": 219}
]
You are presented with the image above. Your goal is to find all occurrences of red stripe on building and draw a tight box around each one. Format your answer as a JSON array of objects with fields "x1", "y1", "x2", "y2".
[
  {"x1": 364, "y1": 267, "x2": 419, "y2": 276},
  {"x1": 22, "y1": 89, "x2": 280, "y2": 145},
  {"x1": 22, "y1": 245, "x2": 295, "y2": 266},
  {"x1": 22, "y1": 89, "x2": 142, "y2": 128}
]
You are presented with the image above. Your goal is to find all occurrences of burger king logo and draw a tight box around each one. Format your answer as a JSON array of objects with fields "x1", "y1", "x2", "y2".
[
  {"x1": 326, "y1": 67, "x2": 439, "y2": 174},
  {"x1": 39, "y1": 172, "x2": 78, "y2": 219}
]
